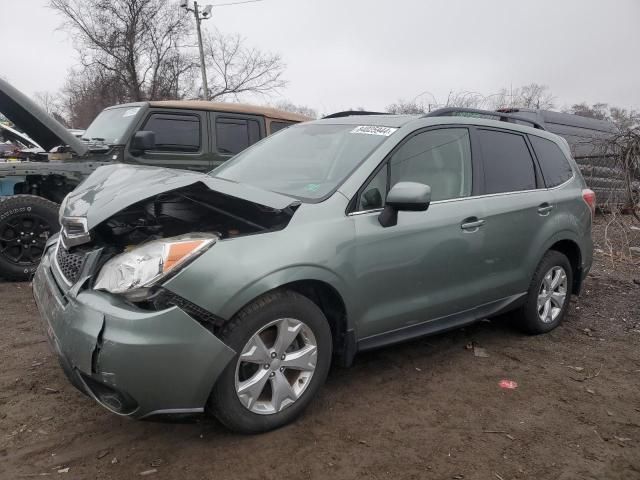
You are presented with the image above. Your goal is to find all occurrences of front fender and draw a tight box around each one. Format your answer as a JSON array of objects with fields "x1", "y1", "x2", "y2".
[
  {"x1": 162, "y1": 203, "x2": 357, "y2": 331},
  {"x1": 217, "y1": 265, "x2": 353, "y2": 323}
]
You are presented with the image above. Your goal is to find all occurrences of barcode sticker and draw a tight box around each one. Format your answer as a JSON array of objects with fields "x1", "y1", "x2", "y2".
[{"x1": 350, "y1": 125, "x2": 397, "y2": 136}]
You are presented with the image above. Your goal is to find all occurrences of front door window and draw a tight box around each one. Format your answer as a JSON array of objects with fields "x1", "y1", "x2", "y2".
[{"x1": 389, "y1": 128, "x2": 472, "y2": 201}]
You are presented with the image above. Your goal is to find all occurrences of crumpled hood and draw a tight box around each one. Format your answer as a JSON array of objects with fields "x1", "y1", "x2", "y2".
[{"x1": 62, "y1": 164, "x2": 300, "y2": 229}]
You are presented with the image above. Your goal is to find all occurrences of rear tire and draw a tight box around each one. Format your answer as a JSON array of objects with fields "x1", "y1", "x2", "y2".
[
  {"x1": 209, "y1": 290, "x2": 332, "y2": 434},
  {"x1": 0, "y1": 195, "x2": 59, "y2": 281},
  {"x1": 517, "y1": 250, "x2": 573, "y2": 334}
]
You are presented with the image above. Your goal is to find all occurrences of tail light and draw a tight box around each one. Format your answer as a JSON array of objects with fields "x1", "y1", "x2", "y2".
[{"x1": 582, "y1": 189, "x2": 596, "y2": 216}]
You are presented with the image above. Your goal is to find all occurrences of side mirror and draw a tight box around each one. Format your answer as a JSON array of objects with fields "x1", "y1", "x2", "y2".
[
  {"x1": 130, "y1": 130, "x2": 156, "y2": 154},
  {"x1": 378, "y1": 182, "x2": 431, "y2": 228}
]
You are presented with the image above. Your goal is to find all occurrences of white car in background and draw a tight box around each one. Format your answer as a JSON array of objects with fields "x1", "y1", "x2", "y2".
[{"x1": 0, "y1": 123, "x2": 45, "y2": 160}]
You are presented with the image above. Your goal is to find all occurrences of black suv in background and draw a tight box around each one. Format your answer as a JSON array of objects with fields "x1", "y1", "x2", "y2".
[{"x1": 0, "y1": 78, "x2": 310, "y2": 280}]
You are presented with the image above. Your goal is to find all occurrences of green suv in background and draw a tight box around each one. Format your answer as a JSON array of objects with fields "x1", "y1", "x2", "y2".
[
  {"x1": 32, "y1": 108, "x2": 594, "y2": 433},
  {"x1": 0, "y1": 78, "x2": 309, "y2": 280}
]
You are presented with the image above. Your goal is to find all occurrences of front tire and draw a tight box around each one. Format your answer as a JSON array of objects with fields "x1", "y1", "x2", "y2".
[
  {"x1": 209, "y1": 290, "x2": 332, "y2": 433},
  {"x1": 0, "y1": 195, "x2": 59, "y2": 281},
  {"x1": 517, "y1": 250, "x2": 573, "y2": 334}
]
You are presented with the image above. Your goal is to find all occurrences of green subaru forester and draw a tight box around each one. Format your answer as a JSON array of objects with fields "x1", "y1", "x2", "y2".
[{"x1": 33, "y1": 108, "x2": 595, "y2": 433}]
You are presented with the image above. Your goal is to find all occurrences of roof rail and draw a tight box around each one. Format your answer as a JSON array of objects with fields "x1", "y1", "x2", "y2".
[
  {"x1": 424, "y1": 107, "x2": 546, "y2": 130},
  {"x1": 322, "y1": 110, "x2": 386, "y2": 119}
]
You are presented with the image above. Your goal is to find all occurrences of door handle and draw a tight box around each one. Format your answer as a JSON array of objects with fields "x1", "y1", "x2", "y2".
[
  {"x1": 461, "y1": 218, "x2": 486, "y2": 231},
  {"x1": 537, "y1": 203, "x2": 554, "y2": 215}
]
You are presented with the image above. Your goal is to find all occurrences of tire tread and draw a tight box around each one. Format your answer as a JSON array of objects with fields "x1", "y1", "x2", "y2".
[
  {"x1": 210, "y1": 289, "x2": 332, "y2": 434},
  {"x1": 517, "y1": 250, "x2": 573, "y2": 334}
]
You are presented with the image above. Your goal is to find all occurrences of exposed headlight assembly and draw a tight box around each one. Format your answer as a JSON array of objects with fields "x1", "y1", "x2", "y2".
[{"x1": 94, "y1": 233, "x2": 217, "y2": 301}]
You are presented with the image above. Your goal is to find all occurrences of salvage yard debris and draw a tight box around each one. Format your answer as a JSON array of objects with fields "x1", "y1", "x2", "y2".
[
  {"x1": 498, "y1": 379, "x2": 518, "y2": 390},
  {"x1": 473, "y1": 346, "x2": 489, "y2": 358}
]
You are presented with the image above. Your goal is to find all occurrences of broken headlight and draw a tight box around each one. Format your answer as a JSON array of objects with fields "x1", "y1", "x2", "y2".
[{"x1": 94, "y1": 234, "x2": 217, "y2": 301}]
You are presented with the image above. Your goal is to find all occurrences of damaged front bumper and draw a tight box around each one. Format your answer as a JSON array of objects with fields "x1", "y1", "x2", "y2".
[{"x1": 32, "y1": 245, "x2": 235, "y2": 418}]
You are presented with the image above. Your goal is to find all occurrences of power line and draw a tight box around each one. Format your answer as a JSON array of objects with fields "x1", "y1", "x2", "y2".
[{"x1": 212, "y1": 0, "x2": 264, "y2": 7}]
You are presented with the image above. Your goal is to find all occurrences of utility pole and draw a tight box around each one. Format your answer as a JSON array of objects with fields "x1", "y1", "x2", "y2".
[{"x1": 181, "y1": 1, "x2": 213, "y2": 100}]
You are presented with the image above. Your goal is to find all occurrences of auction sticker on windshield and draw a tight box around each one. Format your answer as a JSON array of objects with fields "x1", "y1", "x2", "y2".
[{"x1": 350, "y1": 125, "x2": 398, "y2": 136}]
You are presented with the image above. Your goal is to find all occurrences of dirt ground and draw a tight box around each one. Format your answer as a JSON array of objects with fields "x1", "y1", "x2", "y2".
[{"x1": 1, "y1": 215, "x2": 639, "y2": 480}]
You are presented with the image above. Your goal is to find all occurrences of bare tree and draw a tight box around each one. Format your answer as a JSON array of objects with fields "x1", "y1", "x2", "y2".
[
  {"x1": 565, "y1": 103, "x2": 640, "y2": 131},
  {"x1": 33, "y1": 91, "x2": 69, "y2": 126},
  {"x1": 273, "y1": 101, "x2": 318, "y2": 119},
  {"x1": 60, "y1": 68, "x2": 130, "y2": 128},
  {"x1": 517, "y1": 83, "x2": 555, "y2": 109},
  {"x1": 443, "y1": 90, "x2": 486, "y2": 109},
  {"x1": 490, "y1": 83, "x2": 555, "y2": 110},
  {"x1": 387, "y1": 85, "x2": 556, "y2": 115},
  {"x1": 565, "y1": 102, "x2": 609, "y2": 120},
  {"x1": 386, "y1": 100, "x2": 427, "y2": 114},
  {"x1": 34, "y1": 91, "x2": 61, "y2": 116},
  {"x1": 387, "y1": 90, "x2": 487, "y2": 114},
  {"x1": 153, "y1": 49, "x2": 199, "y2": 100},
  {"x1": 203, "y1": 31, "x2": 286, "y2": 101},
  {"x1": 610, "y1": 107, "x2": 640, "y2": 131},
  {"x1": 50, "y1": 0, "x2": 193, "y2": 102}
]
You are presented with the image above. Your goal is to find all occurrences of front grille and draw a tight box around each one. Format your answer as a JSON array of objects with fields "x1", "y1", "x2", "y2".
[{"x1": 56, "y1": 246, "x2": 86, "y2": 284}]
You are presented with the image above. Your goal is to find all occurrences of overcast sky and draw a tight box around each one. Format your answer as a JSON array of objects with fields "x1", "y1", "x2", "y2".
[{"x1": 3, "y1": 0, "x2": 639, "y2": 115}]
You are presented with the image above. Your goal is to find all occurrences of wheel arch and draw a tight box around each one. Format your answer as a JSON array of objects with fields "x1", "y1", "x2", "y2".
[
  {"x1": 547, "y1": 238, "x2": 583, "y2": 294},
  {"x1": 282, "y1": 279, "x2": 354, "y2": 366},
  {"x1": 220, "y1": 268, "x2": 356, "y2": 366}
]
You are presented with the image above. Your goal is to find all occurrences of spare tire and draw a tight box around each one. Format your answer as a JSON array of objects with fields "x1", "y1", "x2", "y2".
[{"x1": 0, "y1": 195, "x2": 59, "y2": 281}]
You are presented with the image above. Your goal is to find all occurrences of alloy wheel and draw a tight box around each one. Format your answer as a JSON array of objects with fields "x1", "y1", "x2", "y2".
[
  {"x1": 537, "y1": 266, "x2": 568, "y2": 323},
  {"x1": 0, "y1": 214, "x2": 51, "y2": 265},
  {"x1": 235, "y1": 318, "x2": 318, "y2": 415}
]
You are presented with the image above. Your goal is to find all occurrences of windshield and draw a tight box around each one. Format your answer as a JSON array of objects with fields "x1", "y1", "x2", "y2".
[
  {"x1": 211, "y1": 123, "x2": 394, "y2": 200},
  {"x1": 82, "y1": 106, "x2": 141, "y2": 144}
]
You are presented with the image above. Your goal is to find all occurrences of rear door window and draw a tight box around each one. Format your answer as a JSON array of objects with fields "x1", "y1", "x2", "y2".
[
  {"x1": 216, "y1": 117, "x2": 261, "y2": 155},
  {"x1": 143, "y1": 113, "x2": 200, "y2": 152},
  {"x1": 529, "y1": 135, "x2": 574, "y2": 187},
  {"x1": 477, "y1": 129, "x2": 536, "y2": 194}
]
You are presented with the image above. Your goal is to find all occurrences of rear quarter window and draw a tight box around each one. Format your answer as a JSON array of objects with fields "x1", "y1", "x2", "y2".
[{"x1": 529, "y1": 135, "x2": 574, "y2": 187}]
